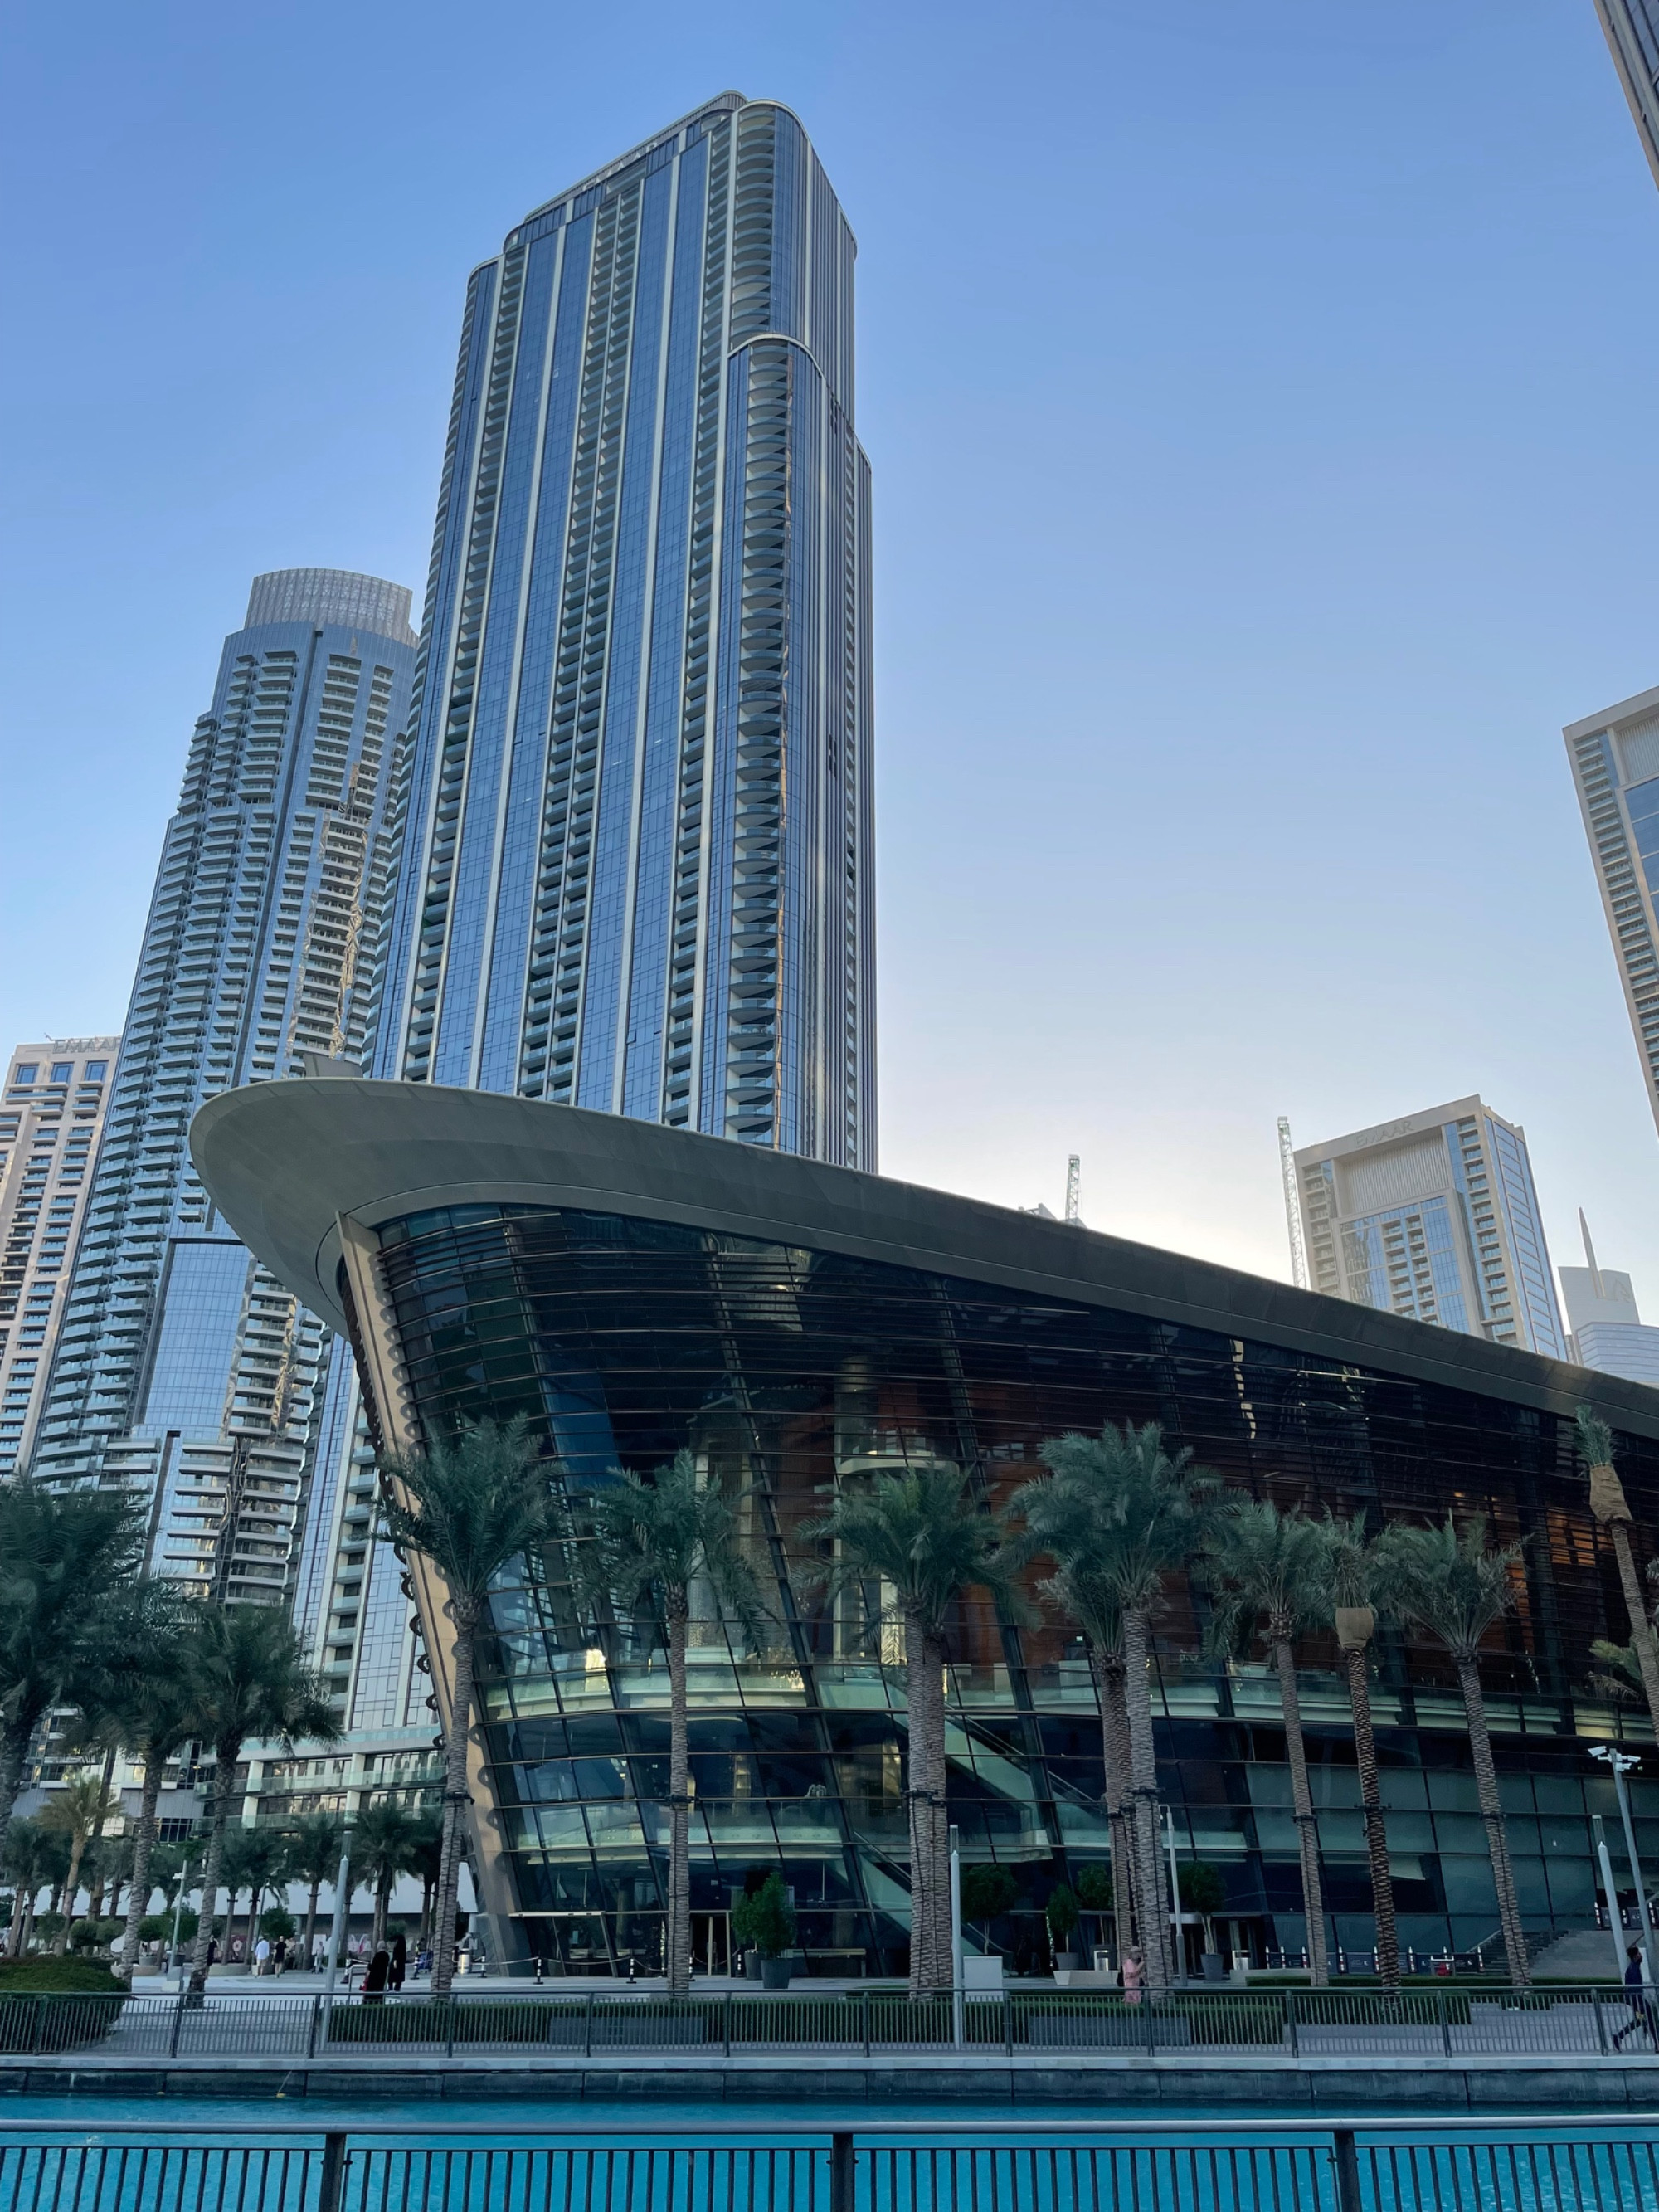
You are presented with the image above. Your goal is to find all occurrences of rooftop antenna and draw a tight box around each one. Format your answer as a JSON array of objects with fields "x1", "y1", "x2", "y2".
[
  {"x1": 1580, "y1": 1209, "x2": 1604, "y2": 1298},
  {"x1": 1278, "y1": 1117, "x2": 1310, "y2": 1289},
  {"x1": 1064, "y1": 1155, "x2": 1081, "y2": 1225}
]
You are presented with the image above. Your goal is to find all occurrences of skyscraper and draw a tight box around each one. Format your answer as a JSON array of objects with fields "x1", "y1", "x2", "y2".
[
  {"x1": 370, "y1": 91, "x2": 875, "y2": 1166},
  {"x1": 1293, "y1": 1095, "x2": 1568, "y2": 1357},
  {"x1": 34, "y1": 570, "x2": 417, "y2": 1605},
  {"x1": 1565, "y1": 685, "x2": 1659, "y2": 1135},
  {"x1": 1561, "y1": 1212, "x2": 1659, "y2": 1384},
  {"x1": 294, "y1": 94, "x2": 877, "y2": 1753},
  {"x1": 1593, "y1": 0, "x2": 1659, "y2": 190},
  {"x1": 0, "y1": 1038, "x2": 119, "y2": 1474}
]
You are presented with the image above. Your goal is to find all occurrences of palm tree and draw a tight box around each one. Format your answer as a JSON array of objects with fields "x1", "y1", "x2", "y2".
[
  {"x1": 75, "y1": 1578, "x2": 210, "y2": 1982},
  {"x1": 1203, "y1": 1499, "x2": 1331, "y2": 1985},
  {"x1": 185, "y1": 1606, "x2": 337, "y2": 1993},
  {"x1": 406, "y1": 1810, "x2": 444, "y2": 1950},
  {"x1": 377, "y1": 1414, "x2": 552, "y2": 1997},
  {"x1": 353, "y1": 1799, "x2": 423, "y2": 1953},
  {"x1": 38, "y1": 1768, "x2": 118, "y2": 1953},
  {"x1": 1374, "y1": 1514, "x2": 1530, "y2": 1985},
  {"x1": 1017, "y1": 1422, "x2": 1222, "y2": 1993},
  {"x1": 800, "y1": 1461, "x2": 1030, "y2": 1996},
  {"x1": 1576, "y1": 1410, "x2": 1659, "y2": 1747},
  {"x1": 220, "y1": 1825, "x2": 286, "y2": 1965},
  {"x1": 2, "y1": 1819, "x2": 63, "y2": 1958},
  {"x1": 283, "y1": 1810, "x2": 345, "y2": 1966},
  {"x1": 0, "y1": 1480, "x2": 143, "y2": 1833},
  {"x1": 1313, "y1": 1512, "x2": 1400, "y2": 1989},
  {"x1": 565, "y1": 1450, "x2": 764, "y2": 1996}
]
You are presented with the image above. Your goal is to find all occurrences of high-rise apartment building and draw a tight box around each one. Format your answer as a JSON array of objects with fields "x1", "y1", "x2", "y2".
[
  {"x1": 1565, "y1": 685, "x2": 1659, "y2": 1135},
  {"x1": 0, "y1": 1040, "x2": 119, "y2": 1474},
  {"x1": 1593, "y1": 0, "x2": 1659, "y2": 190},
  {"x1": 1293, "y1": 1096, "x2": 1568, "y2": 1357},
  {"x1": 33, "y1": 571, "x2": 416, "y2": 1607},
  {"x1": 287, "y1": 95, "x2": 878, "y2": 1752},
  {"x1": 370, "y1": 91, "x2": 875, "y2": 1165},
  {"x1": 1561, "y1": 1212, "x2": 1659, "y2": 1384}
]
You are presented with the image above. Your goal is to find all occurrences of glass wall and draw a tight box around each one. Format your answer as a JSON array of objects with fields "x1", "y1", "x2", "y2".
[{"x1": 362, "y1": 1201, "x2": 1659, "y2": 1977}]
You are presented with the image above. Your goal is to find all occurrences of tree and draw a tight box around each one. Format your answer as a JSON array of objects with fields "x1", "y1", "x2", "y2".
[
  {"x1": 1313, "y1": 1512, "x2": 1400, "y2": 1989},
  {"x1": 377, "y1": 1414, "x2": 552, "y2": 1997},
  {"x1": 75, "y1": 1578, "x2": 212, "y2": 1983},
  {"x1": 961, "y1": 1862, "x2": 1019, "y2": 1936},
  {"x1": 352, "y1": 1798, "x2": 424, "y2": 1953},
  {"x1": 220, "y1": 1825, "x2": 286, "y2": 1964},
  {"x1": 565, "y1": 1449, "x2": 763, "y2": 1996},
  {"x1": 2, "y1": 1819, "x2": 66, "y2": 1958},
  {"x1": 1178, "y1": 1861, "x2": 1227, "y2": 1956},
  {"x1": 283, "y1": 1811, "x2": 345, "y2": 1966},
  {"x1": 1577, "y1": 1410, "x2": 1659, "y2": 1747},
  {"x1": 732, "y1": 1872, "x2": 795, "y2": 1961},
  {"x1": 1203, "y1": 1499, "x2": 1331, "y2": 1985},
  {"x1": 38, "y1": 1769, "x2": 118, "y2": 1953},
  {"x1": 1374, "y1": 1514, "x2": 1530, "y2": 1985},
  {"x1": 799, "y1": 1460, "x2": 1030, "y2": 1995},
  {"x1": 0, "y1": 1481, "x2": 143, "y2": 1834},
  {"x1": 1015, "y1": 1422, "x2": 1223, "y2": 1993},
  {"x1": 1046, "y1": 1883, "x2": 1081, "y2": 1963},
  {"x1": 406, "y1": 1810, "x2": 444, "y2": 1949},
  {"x1": 184, "y1": 1606, "x2": 337, "y2": 1993}
]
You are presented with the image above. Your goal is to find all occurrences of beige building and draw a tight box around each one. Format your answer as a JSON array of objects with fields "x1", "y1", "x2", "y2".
[
  {"x1": 0, "y1": 1038, "x2": 119, "y2": 1474},
  {"x1": 1292, "y1": 1095, "x2": 1568, "y2": 1358},
  {"x1": 1564, "y1": 685, "x2": 1659, "y2": 1138}
]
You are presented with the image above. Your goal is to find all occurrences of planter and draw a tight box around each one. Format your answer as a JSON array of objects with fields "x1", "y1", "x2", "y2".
[
  {"x1": 743, "y1": 1950, "x2": 764, "y2": 1984},
  {"x1": 760, "y1": 1956, "x2": 791, "y2": 1990},
  {"x1": 1201, "y1": 1952, "x2": 1227, "y2": 1982},
  {"x1": 1053, "y1": 1952, "x2": 1079, "y2": 1972}
]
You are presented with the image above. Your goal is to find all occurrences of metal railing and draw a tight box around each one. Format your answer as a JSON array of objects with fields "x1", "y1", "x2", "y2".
[
  {"x1": 2, "y1": 1983, "x2": 1657, "y2": 2062},
  {"x1": 4, "y1": 2123, "x2": 1659, "y2": 2212}
]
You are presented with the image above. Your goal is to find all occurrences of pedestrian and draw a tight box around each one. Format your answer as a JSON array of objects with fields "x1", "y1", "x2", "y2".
[
  {"x1": 363, "y1": 1946, "x2": 390, "y2": 2005},
  {"x1": 274, "y1": 1936, "x2": 287, "y2": 1976},
  {"x1": 390, "y1": 1929, "x2": 406, "y2": 1992},
  {"x1": 1613, "y1": 1944, "x2": 1657, "y2": 2049},
  {"x1": 1121, "y1": 1946, "x2": 1145, "y2": 2007},
  {"x1": 254, "y1": 1935, "x2": 270, "y2": 1977},
  {"x1": 416, "y1": 1942, "x2": 432, "y2": 1979}
]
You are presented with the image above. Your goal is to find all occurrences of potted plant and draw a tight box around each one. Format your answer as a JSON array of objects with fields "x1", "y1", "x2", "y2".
[
  {"x1": 734, "y1": 1873, "x2": 796, "y2": 1990},
  {"x1": 1179, "y1": 1862, "x2": 1228, "y2": 1980},
  {"x1": 1075, "y1": 1865, "x2": 1113, "y2": 1968},
  {"x1": 1046, "y1": 1883, "x2": 1081, "y2": 1974}
]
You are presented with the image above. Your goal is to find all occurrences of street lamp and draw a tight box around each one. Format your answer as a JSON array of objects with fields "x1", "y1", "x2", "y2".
[
  {"x1": 322, "y1": 1817, "x2": 356, "y2": 2010},
  {"x1": 1588, "y1": 1745, "x2": 1656, "y2": 1985},
  {"x1": 167, "y1": 1852, "x2": 196, "y2": 1984}
]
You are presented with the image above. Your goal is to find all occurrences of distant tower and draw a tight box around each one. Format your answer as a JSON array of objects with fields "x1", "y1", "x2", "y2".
[
  {"x1": 1592, "y1": 0, "x2": 1659, "y2": 191},
  {"x1": 1064, "y1": 1155, "x2": 1081, "y2": 1225},
  {"x1": 1559, "y1": 1211, "x2": 1659, "y2": 1383},
  {"x1": 1292, "y1": 1095, "x2": 1566, "y2": 1356},
  {"x1": 33, "y1": 570, "x2": 417, "y2": 1604},
  {"x1": 1277, "y1": 1117, "x2": 1309, "y2": 1289},
  {"x1": 1564, "y1": 686, "x2": 1659, "y2": 1137}
]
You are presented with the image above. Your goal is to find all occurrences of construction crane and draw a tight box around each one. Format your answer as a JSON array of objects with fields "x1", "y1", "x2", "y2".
[
  {"x1": 1277, "y1": 1117, "x2": 1309, "y2": 1289},
  {"x1": 1065, "y1": 1155, "x2": 1081, "y2": 1225}
]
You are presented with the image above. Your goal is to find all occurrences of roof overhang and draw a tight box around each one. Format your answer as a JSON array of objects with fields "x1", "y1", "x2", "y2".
[{"x1": 189, "y1": 1078, "x2": 1659, "y2": 1440}]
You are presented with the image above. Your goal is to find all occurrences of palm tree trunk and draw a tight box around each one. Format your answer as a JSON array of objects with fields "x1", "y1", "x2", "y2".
[
  {"x1": 666, "y1": 1606, "x2": 691, "y2": 1998},
  {"x1": 903, "y1": 1605, "x2": 950, "y2": 1995},
  {"x1": 372, "y1": 1880, "x2": 388, "y2": 1956},
  {"x1": 5, "y1": 1885, "x2": 25, "y2": 1959},
  {"x1": 431, "y1": 1614, "x2": 476, "y2": 1999},
  {"x1": 304, "y1": 1880, "x2": 321, "y2": 1967},
  {"x1": 1456, "y1": 1654, "x2": 1529, "y2": 1985},
  {"x1": 1121, "y1": 1604, "x2": 1170, "y2": 1991},
  {"x1": 118, "y1": 1756, "x2": 164, "y2": 1985},
  {"x1": 0, "y1": 1715, "x2": 33, "y2": 1839},
  {"x1": 1343, "y1": 1643, "x2": 1399, "y2": 1989},
  {"x1": 1272, "y1": 1632, "x2": 1328, "y2": 1986},
  {"x1": 1092, "y1": 1648, "x2": 1137, "y2": 1953},
  {"x1": 188, "y1": 1742, "x2": 241, "y2": 1994},
  {"x1": 1609, "y1": 1522, "x2": 1659, "y2": 1746},
  {"x1": 53, "y1": 1834, "x2": 87, "y2": 1956}
]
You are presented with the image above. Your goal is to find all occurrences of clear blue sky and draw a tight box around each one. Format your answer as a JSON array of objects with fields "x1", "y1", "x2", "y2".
[{"x1": 4, "y1": 0, "x2": 1658, "y2": 1304}]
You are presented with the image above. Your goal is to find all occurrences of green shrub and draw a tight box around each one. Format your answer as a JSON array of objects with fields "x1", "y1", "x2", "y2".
[
  {"x1": 961, "y1": 1864, "x2": 1018, "y2": 1922},
  {"x1": 732, "y1": 1873, "x2": 795, "y2": 1959},
  {"x1": 1045, "y1": 1884, "x2": 1080, "y2": 1949},
  {"x1": 69, "y1": 1917, "x2": 121, "y2": 1952},
  {"x1": 137, "y1": 1915, "x2": 169, "y2": 1942},
  {"x1": 0, "y1": 1954, "x2": 126, "y2": 1994},
  {"x1": 1075, "y1": 1865, "x2": 1113, "y2": 1912},
  {"x1": 259, "y1": 1906, "x2": 296, "y2": 1941}
]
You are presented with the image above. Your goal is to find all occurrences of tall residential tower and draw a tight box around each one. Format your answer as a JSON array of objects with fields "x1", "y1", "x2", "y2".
[
  {"x1": 1293, "y1": 1096, "x2": 1567, "y2": 1357},
  {"x1": 1565, "y1": 685, "x2": 1659, "y2": 1136},
  {"x1": 371, "y1": 92, "x2": 875, "y2": 1164},
  {"x1": 35, "y1": 570, "x2": 416, "y2": 1604},
  {"x1": 1593, "y1": 0, "x2": 1659, "y2": 190}
]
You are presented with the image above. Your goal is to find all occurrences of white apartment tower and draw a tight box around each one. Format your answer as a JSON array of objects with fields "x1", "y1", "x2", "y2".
[
  {"x1": 0, "y1": 1040, "x2": 119, "y2": 1474},
  {"x1": 1565, "y1": 685, "x2": 1659, "y2": 1137},
  {"x1": 1293, "y1": 1096, "x2": 1568, "y2": 1357}
]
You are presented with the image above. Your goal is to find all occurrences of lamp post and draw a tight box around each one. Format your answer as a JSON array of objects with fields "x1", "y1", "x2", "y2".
[
  {"x1": 1165, "y1": 1806, "x2": 1185, "y2": 1985},
  {"x1": 1589, "y1": 1746, "x2": 1656, "y2": 1985},
  {"x1": 322, "y1": 1818, "x2": 355, "y2": 2010},
  {"x1": 949, "y1": 1824, "x2": 964, "y2": 2045},
  {"x1": 1593, "y1": 1814, "x2": 1627, "y2": 1981},
  {"x1": 167, "y1": 1853, "x2": 196, "y2": 1985}
]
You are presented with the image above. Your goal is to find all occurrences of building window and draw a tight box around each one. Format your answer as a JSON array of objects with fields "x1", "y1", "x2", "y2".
[
  {"x1": 83, "y1": 1062, "x2": 106, "y2": 1081},
  {"x1": 12, "y1": 1065, "x2": 36, "y2": 1085},
  {"x1": 49, "y1": 1065, "x2": 71, "y2": 1084}
]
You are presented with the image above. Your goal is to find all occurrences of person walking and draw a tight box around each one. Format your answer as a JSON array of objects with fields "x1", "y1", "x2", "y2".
[
  {"x1": 1121, "y1": 1946, "x2": 1146, "y2": 2006},
  {"x1": 254, "y1": 1935, "x2": 270, "y2": 1977},
  {"x1": 362, "y1": 1946, "x2": 390, "y2": 2005},
  {"x1": 389, "y1": 1929, "x2": 406, "y2": 1992},
  {"x1": 1613, "y1": 1944, "x2": 1657, "y2": 2049}
]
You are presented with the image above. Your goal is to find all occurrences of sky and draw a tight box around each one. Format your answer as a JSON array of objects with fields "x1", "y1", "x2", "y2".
[{"x1": 2, "y1": 0, "x2": 1658, "y2": 1310}]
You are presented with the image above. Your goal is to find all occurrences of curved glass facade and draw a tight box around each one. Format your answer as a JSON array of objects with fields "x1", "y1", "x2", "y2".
[{"x1": 358, "y1": 1200, "x2": 1659, "y2": 1978}]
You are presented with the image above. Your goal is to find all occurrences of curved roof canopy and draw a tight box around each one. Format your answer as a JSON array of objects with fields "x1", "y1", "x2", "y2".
[{"x1": 190, "y1": 1076, "x2": 1659, "y2": 1438}]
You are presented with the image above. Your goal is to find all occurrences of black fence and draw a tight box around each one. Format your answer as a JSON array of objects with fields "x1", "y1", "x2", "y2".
[
  {"x1": 3, "y1": 2124, "x2": 1659, "y2": 2212},
  {"x1": 1, "y1": 1984, "x2": 1657, "y2": 2061}
]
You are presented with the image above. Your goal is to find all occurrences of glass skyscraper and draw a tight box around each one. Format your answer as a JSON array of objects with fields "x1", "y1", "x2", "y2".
[
  {"x1": 33, "y1": 570, "x2": 417, "y2": 1605},
  {"x1": 370, "y1": 91, "x2": 875, "y2": 1167},
  {"x1": 1593, "y1": 0, "x2": 1659, "y2": 190}
]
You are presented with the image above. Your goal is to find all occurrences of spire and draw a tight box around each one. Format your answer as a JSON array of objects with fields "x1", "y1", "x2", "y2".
[{"x1": 1579, "y1": 1209, "x2": 1603, "y2": 1297}]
